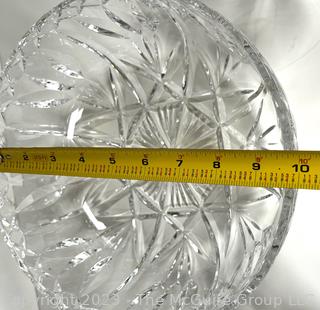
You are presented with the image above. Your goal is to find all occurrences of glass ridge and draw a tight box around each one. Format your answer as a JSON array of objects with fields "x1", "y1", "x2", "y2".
[{"x1": 0, "y1": 0, "x2": 297, "y2": 309}]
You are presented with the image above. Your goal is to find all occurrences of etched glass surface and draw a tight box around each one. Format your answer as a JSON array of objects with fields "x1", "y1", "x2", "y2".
[{"x1": 0, "y1": 0, "x2": 297, "y2": 309}]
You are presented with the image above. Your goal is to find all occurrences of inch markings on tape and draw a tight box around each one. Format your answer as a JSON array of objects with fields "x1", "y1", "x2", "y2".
[{"x1": 0, "y1": 147, "x2": 318, "y2": 190}]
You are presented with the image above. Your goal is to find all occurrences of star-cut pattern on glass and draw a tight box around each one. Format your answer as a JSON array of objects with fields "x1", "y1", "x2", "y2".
[{"x1": 0, "y1": 0, "x2": 294, "y2": 309}]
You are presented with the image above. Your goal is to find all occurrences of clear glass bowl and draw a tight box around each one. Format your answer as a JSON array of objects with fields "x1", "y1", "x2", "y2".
[{"x1": 0, "y1": 0, "x2": 297, "y2": 309}]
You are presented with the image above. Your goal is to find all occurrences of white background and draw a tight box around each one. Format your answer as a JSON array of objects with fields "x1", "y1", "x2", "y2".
[{"x1": 0, "y1": 1, "x2": 319, "y2": 309}]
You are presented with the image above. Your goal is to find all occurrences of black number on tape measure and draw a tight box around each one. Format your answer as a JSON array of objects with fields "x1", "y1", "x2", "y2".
[
  {"x1": 50, "y1": 155, "x2": 56, "y2": 162},
  {"x1": 79, "y1": 156, "x2": 85, "y2": 163},
  {"x1": 252, "y1": 162, "x2": 260, "y2": 170},
  {"x1": 109, "y1": 158, "x2": 116, "y2": 165},
  {"x1": 142, "y1": 158, "x2": 149, "y2": 166},
  {"x1": 23, "y1": 153, "x2": 29, "y2": 161},
  {"x1": 292, "y1": 164, "x2": 309, "y2": 173},
  {"x1": 176, "y1": 160, "x2": 183, "y2": 167},
  {"x1": 213, "y1": 161, "x2": 220, "y2": 169}
]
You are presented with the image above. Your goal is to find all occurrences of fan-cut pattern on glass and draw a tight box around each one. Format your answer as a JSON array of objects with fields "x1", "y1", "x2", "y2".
[{"x1": 0, "y1": 0, "x2": 296, "y2": 309}]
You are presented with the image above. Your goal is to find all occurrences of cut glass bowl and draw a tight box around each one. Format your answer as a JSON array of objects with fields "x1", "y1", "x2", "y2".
[{"x1": 0, "y1": 0, "x2": 297, "y2": 309}]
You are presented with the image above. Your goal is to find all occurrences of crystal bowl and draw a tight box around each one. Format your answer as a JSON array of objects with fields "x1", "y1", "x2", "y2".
[{"x1": 0, "y1": 0, "x2": 297, "y2": 309}]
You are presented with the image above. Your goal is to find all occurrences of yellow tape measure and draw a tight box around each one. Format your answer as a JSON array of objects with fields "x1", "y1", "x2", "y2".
[{"x1": 0, "y1": 147, "x2": 318, "y2": 190}]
